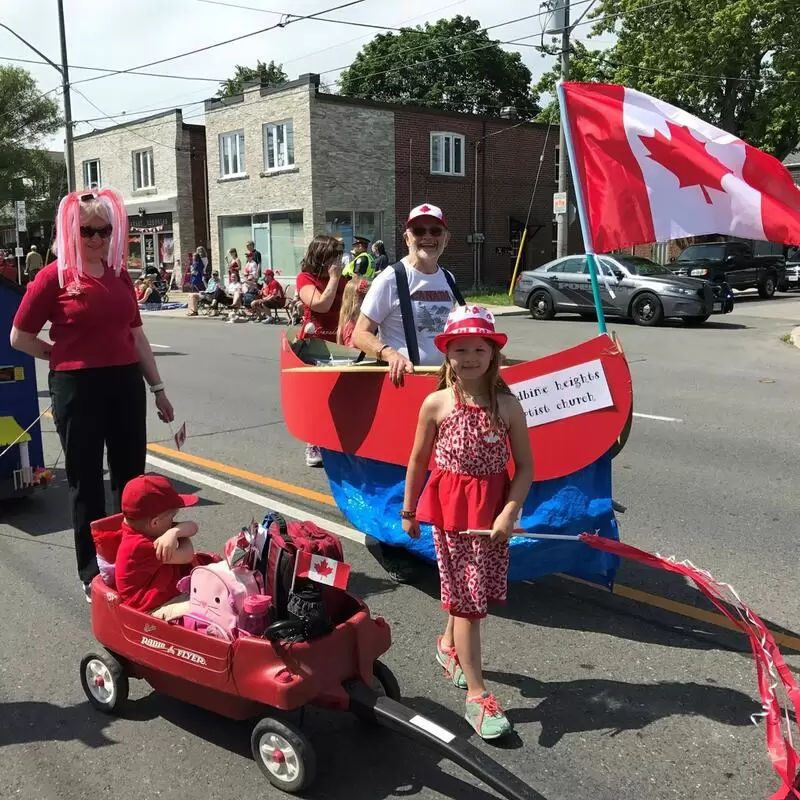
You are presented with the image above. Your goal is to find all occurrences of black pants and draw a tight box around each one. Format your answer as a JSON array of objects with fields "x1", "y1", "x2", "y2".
[{"x1": 50, "y1": 364, "x2": 147, "y2": 583}]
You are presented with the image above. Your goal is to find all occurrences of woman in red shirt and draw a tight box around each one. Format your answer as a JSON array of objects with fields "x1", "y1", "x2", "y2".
[
  {"x1": 295, "y1": 234, "x2": 347, "y2": 342},
  {"x1": 10, "y1": 188, "x2": 175, "y2": 601}
]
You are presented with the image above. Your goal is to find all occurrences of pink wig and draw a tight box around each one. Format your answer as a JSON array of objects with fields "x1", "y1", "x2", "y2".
[{"x1": 55, "y1": 187, "x2": 129, "y2": 288}]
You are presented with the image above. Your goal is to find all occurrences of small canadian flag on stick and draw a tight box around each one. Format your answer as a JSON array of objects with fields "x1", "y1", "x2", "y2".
[{"x1": 295, "y1": 550, "x2": 350, "y2": 590}]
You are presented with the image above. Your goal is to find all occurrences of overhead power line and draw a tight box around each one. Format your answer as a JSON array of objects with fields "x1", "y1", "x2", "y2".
[{"x1": 69, "y1": 0, "x2": 367, "y2": 88}]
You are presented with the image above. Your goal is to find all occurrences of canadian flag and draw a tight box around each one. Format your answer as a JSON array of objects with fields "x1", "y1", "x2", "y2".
[
  {"x1": 559, "y1": 82, "x2": 800, "y2": 252},
  {"x1": 295, "y1": 550, "x2": 350, "y2": 590}
]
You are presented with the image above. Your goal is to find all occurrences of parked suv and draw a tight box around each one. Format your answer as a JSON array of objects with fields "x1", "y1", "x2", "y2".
[{"x1": 670, "y1": 241, "x2": 784, "y2": 298}]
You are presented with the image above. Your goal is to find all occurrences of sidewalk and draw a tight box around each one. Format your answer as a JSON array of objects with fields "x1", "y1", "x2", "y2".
[{"x1": 140, "y1": 294, "x2": 527, "y2": 320}]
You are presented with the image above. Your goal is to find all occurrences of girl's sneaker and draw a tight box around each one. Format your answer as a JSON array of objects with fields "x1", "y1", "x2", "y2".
[
  {"x1": 465, "y1": 692, "x2": 513, "y2": 740},
  {"x1": 435, "y1": 636, "x2": 467, "y2": 689}
]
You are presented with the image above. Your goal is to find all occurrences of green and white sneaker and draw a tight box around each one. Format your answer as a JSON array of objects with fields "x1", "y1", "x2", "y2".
[
  {"x1": 435, "y1": 636, "x2": 468, "y2": 689},
  {"x1": 465, "y1": 692, "x2": 513, "y2": 740}
]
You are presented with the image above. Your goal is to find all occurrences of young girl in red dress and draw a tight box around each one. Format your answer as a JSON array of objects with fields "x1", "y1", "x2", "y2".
[{"x1": 402, "y1": 306, "x2": 533, "y2": 740}]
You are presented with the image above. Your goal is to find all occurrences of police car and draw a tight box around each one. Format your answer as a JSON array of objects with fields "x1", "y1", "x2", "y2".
[{"x1": 513, "y1": 254, "x2": 734, "y2": 327}]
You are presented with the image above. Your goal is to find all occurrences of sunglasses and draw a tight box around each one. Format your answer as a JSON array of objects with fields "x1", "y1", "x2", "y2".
[
  {"x1": 80, "y1": 224, "x2": 113, "y2": 239},
  {"x1": 410, "y1": 225, "x2": 444, "y2": 238}
]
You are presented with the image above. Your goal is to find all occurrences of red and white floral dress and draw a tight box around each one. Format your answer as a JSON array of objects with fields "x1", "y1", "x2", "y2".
[{"x1": 416, "y1": 400, "x2": 511, "y2": 619}]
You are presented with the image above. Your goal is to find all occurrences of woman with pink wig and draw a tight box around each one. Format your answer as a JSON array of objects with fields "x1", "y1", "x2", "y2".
[{"x1": 10, "y1": 188, "x2": 175, "y2": 602}]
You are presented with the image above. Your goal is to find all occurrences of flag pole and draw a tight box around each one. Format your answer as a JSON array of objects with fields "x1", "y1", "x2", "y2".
[{"x1": 556, "y1": 81, "x2": 608, "y2": 336}]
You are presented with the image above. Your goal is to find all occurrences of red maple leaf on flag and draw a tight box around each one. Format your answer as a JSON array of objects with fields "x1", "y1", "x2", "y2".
[
  {"x1": 639, "y1": 121, "x2": 733, "y2": 204},
  {"x1": 313, "y1": 559, "x2": 333, "y2": 578}
]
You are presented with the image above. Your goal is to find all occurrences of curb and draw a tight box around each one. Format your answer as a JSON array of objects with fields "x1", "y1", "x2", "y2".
[{"x1": 790, "y1": 326, "x2": 800, "y2": 349}]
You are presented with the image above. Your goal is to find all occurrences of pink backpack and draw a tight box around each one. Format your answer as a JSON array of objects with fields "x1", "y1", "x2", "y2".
[{"x1": 177, "y1": 561, "x2": 266, "y2": 640}]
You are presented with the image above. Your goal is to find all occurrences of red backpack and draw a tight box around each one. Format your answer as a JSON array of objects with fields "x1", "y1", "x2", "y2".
[{"x1": 258, "y1": 513, "x2": 344, "y2": 632}]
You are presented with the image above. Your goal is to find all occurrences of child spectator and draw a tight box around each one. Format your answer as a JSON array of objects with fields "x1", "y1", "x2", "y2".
[
  {"x1": 134, "y1": 279, "x2": 146, "y2": 302},
  {"x1": 337, "y1": 278, "x2": 369, "y2": 347},
  {"x1": 115, "y1": 474, "x2": 200, "y2": 619}
]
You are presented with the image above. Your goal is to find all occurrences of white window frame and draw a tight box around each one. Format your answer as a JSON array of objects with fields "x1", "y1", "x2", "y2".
[
  {"x1": 263, "y1": 120, "x2": 295, "y2": 171},
  {"x1": 430, "y1": 132, "x2": 465, "y2": 176},
  {"x1": 219, "y1": 130, "x2": 245, "y2": 177},
  {"x1": 132, "y1": 148, "x2": 155, "y2": 190},
  {"x1": 82, "y1": 159, "x2": 101, "y2": 189}
]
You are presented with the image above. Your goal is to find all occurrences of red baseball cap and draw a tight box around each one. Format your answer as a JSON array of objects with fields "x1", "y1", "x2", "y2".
[
  {"x1": 122, "y1": 474, "x2": 199, "y2": 520},
  {"x1": 406, "y1": 203, "x2": 448, "y2": 229}
]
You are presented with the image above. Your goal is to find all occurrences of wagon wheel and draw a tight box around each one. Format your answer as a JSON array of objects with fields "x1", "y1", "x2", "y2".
[
  {"x1": 79, "y1": 651, "x2": 129, "y2": 714},
  {"x1": 251, "y1": 716, "x2": 316, "y2": 793},
  {"x1": 371, "y1": 660, "x2": 401, "y2": 701}
]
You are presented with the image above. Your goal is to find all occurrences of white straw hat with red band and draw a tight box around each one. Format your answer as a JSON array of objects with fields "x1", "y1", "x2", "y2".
[{"x1": 434, "y1": 305, "x2": 508, "y2": 353}]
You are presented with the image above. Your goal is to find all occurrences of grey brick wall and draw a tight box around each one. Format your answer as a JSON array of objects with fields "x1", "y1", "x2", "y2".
[
  {"x1": 205, "y1": 81, "x2": 315, "y2": 274},
  {"x1": 72, "y1": 111, "x2": 197, "y2": 270},
  {"x1": 311, "y1": 96, "x2": 396, "y2": 261}
]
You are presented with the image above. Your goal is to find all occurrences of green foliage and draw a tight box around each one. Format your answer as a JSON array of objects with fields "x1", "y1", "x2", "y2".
[
  {"x1": 217, "y1": 60, "x2": 288, "y2": 98},
  {"x1": 339, "y1": 15, "x2": 539, "y2": 118},
  {"x1": 535, "y1": 0, "x2": 800, "y2": 158},
  {"x1": 0, "y1": 66, "x2": 63, "y2": 211}
]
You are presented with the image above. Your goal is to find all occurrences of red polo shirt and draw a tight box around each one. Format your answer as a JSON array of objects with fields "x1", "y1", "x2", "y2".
[
  {"x1": 13, "y1": 261, "x2": 142, "y2": 371},
  {"x1": 115, "y1": 523, "x2": 190, "y2": 612},
  {"x1": 296, "y1": 272, "x2": 347, "y2": 342}
]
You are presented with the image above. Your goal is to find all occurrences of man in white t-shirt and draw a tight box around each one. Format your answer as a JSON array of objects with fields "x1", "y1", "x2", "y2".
[
  {"x1": 353, "y1": 203, "x2": 462, "y2": 585},
  {"x1": 354, "y1": 203, "x2": 460, "y2": 386}
]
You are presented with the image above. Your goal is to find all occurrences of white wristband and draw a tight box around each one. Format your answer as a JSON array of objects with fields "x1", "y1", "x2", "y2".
[{"x1": 149, "y1": 382, "x2": 165, "y2": 394}]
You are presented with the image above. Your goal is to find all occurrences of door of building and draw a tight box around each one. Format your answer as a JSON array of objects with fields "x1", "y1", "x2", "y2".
[{"x1": 253, "y1": 223, "x2": 270, "y2": 270}]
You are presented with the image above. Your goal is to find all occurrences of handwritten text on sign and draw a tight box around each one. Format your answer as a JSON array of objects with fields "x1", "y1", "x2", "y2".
[{"x1": 509, "y1": 359, "x2": 614, "y2": 428}]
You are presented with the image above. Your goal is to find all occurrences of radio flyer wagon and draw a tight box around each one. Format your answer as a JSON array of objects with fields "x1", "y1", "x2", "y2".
[{"x1": 80, "y1": 574, "x2": 541, "y2": 800}]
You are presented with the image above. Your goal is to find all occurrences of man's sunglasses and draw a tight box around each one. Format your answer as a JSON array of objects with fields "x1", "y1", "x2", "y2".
[
  {"x1": 411, "y1": 225, "x2": 444, "y2": 237},
  {"x1": 79, "y1": 224, "x2": 113, "y2": 239}
]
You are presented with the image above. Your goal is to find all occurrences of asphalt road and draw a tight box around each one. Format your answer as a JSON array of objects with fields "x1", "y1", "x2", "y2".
[{"x1": 2, "y1": 290, "x2": 799, "y2": 800}]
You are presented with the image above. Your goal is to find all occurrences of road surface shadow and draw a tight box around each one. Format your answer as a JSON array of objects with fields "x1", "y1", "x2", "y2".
[
  {"x1": 121, "y1": 690, "x2": 545, "y2": 799},
  {"x1": 410, "y1": 563, "x2": 800, "y2": 656},
  {"x1": 484, "y1": 670, "x2": 762, "y2": 748},
  {"x1": 0, "y1": 700, "x2": 118, "y2": 748}
]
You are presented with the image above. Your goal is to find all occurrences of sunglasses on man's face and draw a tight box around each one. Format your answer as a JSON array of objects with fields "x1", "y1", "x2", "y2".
[
  {"x1": 411, "y1": 225, "x2": 444, "y2": 238},
  {"x1": 79, "y1": 224, "x2": 113, "y2": 239}
]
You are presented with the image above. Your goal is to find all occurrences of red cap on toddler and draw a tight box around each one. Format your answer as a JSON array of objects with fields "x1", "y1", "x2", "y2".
[{"x1": 122, "y1": 473, "x2": 199, "y2": 520}]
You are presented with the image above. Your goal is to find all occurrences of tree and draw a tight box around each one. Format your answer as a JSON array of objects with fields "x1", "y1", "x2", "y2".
[
  {"x1": 0, "y1": 66, "x2": 62, "y2": 210},
  {"x1": 339, "y1": 16, "x2": 539, "y2": 118},
  {"x1": 217, "y1": 60, "x2": 288, "y2": 98},
  {"x1": 534, "y1": 0, "x2": 800, "y2": 159}
]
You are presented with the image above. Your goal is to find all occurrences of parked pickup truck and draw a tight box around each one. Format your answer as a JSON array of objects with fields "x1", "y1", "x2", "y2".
[{"x1": 670, "y1": 241, "x2": 785, "y2": 298}]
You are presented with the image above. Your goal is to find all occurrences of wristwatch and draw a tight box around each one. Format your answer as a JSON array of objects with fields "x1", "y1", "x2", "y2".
[
  {"x1": 400, "y1": 509, "x2": 416, "y2": 520},
  {"x1": 149, "y1": 382, "x2": 165, "y2": 394},
  {"x1": 377, "y1": 344, "x2": 389, "y2": 360}
]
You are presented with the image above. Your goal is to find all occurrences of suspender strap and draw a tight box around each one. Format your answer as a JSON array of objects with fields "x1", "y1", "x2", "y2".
[
  {"x1": 392, "y1": 261, "x2": 421, "y2": 366},
  {"x1": 390, "y1": 261, "x2": 465, "y2": 367}
]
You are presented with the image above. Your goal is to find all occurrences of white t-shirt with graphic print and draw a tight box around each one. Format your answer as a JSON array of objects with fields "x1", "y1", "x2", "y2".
[{"x1": 360, "y1": 259, "x2": 458, "y2": 366}]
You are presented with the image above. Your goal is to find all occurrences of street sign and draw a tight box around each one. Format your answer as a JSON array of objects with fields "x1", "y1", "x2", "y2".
[
  {"x1": 553, "y1": 192, "x2": 567, "y2": 215},
  {"x1": 14, "y1": 247, "x2": 24, "y2": 258},
  {"x1": 15, "y1": 201, "x2": 26, "y2": 232}
]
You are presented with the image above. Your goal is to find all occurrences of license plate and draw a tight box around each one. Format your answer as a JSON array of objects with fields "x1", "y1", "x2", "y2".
[
  {"x1": 713, "y1": 302, "x2": 722, "y2": 312},
  {"x1": 789, "y1": 275, "x2": 798, "y2": 281}
]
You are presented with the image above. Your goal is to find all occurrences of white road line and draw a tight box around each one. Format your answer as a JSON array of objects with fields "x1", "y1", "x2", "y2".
[
  {"x1": 150, "y1": 343, "x2": 171, "y2": 349},
  {"x1": 633, "y1": 412, "x2": 683, "y2": 423},
  {"x1": 145, "y1": 453, "x2": 368, "y2": 546}
]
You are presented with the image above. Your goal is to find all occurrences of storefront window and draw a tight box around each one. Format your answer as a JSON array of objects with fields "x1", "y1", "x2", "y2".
[
  {"x1": 327, "y1": 210, "x2": 383, "y2": 256},
  {"x1": 219, "y1": 215, "x2": 252, "y2": 281},
  {"x1": 354, "y1": 211, "x2": 382, "y2": 246},
  {"x1": 128, "y1": 235, "x2": 142, "y2": 270},
  {"x1": 269, "y1": 211, "x2": 304, "y2": 276},
  {"x1": 325, "y1": 211, "x2": 353, "y2": 253}
]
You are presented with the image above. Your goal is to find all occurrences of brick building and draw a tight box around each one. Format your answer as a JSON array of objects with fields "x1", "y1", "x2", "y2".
[
  {"x1": 72, "y1": 110, "x2": 209, "y2": 276},
  {"x1": 203, "y1": 73, "x2": 575, "y2": 287}
]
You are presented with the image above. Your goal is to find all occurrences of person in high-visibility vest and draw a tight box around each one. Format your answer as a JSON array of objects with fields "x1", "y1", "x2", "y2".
[{"x1": 342, "y1": 236, "x2": 375, "y2": 280}]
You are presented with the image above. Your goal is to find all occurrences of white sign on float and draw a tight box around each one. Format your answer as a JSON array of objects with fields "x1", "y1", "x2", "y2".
[{"x1": 509, "y1": 359, "x2": 614, "y2": 428}]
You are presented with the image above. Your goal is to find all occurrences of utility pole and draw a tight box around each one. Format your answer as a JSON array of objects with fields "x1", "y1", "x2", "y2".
[
  {"x1": 57, "y1": 0, "x2": 75, "y2": 192},
  {"x1": 0, "y1": 15, "x2": 76, "y2": 192},
  {"x1": 554, "y1": 0, "x2": 571, "y2": 259}
]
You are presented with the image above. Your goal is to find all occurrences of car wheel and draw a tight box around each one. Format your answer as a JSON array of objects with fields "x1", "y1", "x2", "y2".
[
  {"x1": 630, "y1": 292, "x2": 664, "y2": 326},
  {"x1": 80, "y1": 651, "x2": 129, "y2": 714},
  {"x1": 758, "y1": 275, "x2": 776, "y2": 298},
  {"x1": 529, "y1": 290, "x2": 556, "y2": 320},
  {"x1": 683, "y1": 314, "x2": 710, "y2": 326},
  {"x1": 252, "y1": 717, "x2": 316, "y2": 793}
]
